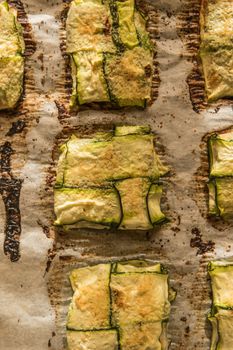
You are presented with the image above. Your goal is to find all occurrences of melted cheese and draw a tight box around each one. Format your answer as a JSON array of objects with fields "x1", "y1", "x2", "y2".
[
  {"x1": 73, "y1": 52, "x2": 109, "y2": 104},
  {"x1": 54, "y1": 187, "x2": 121, "y2": 226}
]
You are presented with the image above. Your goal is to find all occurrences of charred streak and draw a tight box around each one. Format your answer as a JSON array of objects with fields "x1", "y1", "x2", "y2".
[
  {"x1": 0, "y1": 142, "x2": 23, "y2": 262},
  {"x1": 6, "y1": 120, "x2": 26, "y2": 137}
]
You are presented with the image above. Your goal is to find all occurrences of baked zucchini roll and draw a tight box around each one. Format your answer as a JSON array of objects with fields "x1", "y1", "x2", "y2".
[
  {"x1": 207, "y1": 130, "x2": 233, "y2": 219},
  {"x1": 0, "y1": 1, "x2": 25, "y2": 109},
  {"x1": 66, "y1": 260, "x2": 175, "y2": 350},
  {"x1": 200, "y1": 0, "x2": 233, "y2": 102},
  {"x1": 66, "y1": 0, "x2": 153, "y2": 108},
  {"x1": 208, "y1": 260, "x2": 233, "y2": 349},
  {"x1": 54, "y1": 126, "x2": 168, "y2": 230}
]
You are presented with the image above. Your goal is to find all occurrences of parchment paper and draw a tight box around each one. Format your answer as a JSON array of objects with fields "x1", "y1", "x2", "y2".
[{"x1": 1, "y1": 0, "x2": 233, "y2": 349}]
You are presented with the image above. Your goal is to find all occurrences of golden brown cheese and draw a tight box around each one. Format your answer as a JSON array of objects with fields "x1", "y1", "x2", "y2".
[
  {"x1": 66, "y1": 0, "x2": 115, "y2": 53},
  {"x1": 105, "y1": 47, "x2": 153, "y2": 107},
  {"x1": 111, "y1": 272, "x2": 170, "y2": 325},
  {"x1": 67, "y1": 264, "x2": 111, "y2": 330}
]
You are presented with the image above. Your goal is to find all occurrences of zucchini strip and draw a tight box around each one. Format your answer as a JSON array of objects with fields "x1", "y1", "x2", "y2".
[
  {"x1": 147, "y1": 183, "x2": 166, "y2": 225},
  {"x1": 110, "y1": 272, "x2": 170, "y2": 326},
  {"x1": 207, "y1": 180, "x2": 219, "y2": 217},
  {"x1": 215, "y1": 178, "x2": 233, "y2": 220},
  {"x1": 54, "y1": 187, "x2": 121, "y2": 227},
  {"x1": 208, "y1": 262, "x2": 233, "y2": 309},
  {"x1": 209, "y1": 136, "x2": 233, "y2": 177},
  {"x1": 72, "y1": 51, "x2": 110, "y2": 105},
  {"x1": 104, "y1": 47, "x2": 153, "y2": 107},
  {"x1": 119, "y1": 321, "x2": 164, "y2": 350},
  {"x1": 67, "y1": 264, "x2": 112, "y2": 330},
  {"x1": 115, "y1": 178, "x2": 153, "y2": 230},
  {"x1": 116, "y1": 0, "x2": 139, "y2": 49},
  {"x1": 61, "y1": 134, "x2": 165, "y2": 187},
  {"x1": 66, "y1": 0, "x2": 115, "y2": 53},
  {"x1": 114, "y1": 260, "x2": 162, "y2": 273}
]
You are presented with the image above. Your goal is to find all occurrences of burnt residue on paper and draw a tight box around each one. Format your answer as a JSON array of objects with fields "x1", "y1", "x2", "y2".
[
  {"x1": 6, "y1": 120, "x2": 26, "y2": 136},
  {"x1": 0, "y1": 142, "x2": 23, "y2": 262},
  {"x1": 9, "y1": 0, "x2": 36, "y2": 57},
  {"x1": 190, "y1": 227, "x2": 215, "y2": 255}
]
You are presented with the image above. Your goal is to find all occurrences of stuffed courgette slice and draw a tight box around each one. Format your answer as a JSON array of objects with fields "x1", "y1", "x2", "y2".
[
  {"x1": 67, "y1": 329, "x2": 118, "y2": 350},
  {"x1": 200, "y1": 0, "x2": 233, "y2": 101},
  {"x1": 104, "y1": 47, "x2": 153, "y2": 107},
  {"x1": 67, "y1": 264, "x2": 112, "y2": 330},
  {"x1": 66, "y1": 0, "x2": 115, "y2": 54},
  {"x1": 54, "y1": 187, "x2": 121, "y2": 228},
  {"x1": 110, "y1": 272, "x2": 170, "y2": 326}
]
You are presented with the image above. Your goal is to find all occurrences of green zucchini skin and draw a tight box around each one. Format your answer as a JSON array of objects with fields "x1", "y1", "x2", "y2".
[
  {"x1": 66, "y1": 260, "x2": 175, "y2": 350},
  {"x1": 66, "y1": 0, "x2": 153, "y2": 108}
]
